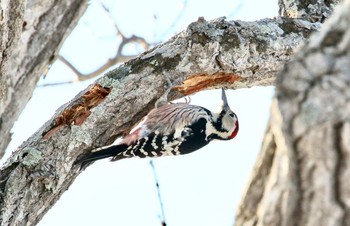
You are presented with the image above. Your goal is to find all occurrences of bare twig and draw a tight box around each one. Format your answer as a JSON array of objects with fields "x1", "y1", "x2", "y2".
[
  {"x1": 149, "y1": 160, "x2": 167, "y2": 226},
  {"x1": 58, "y1": 52, "x2": 130, "y2": 81},
  {"x1": 158, "y1": 0, "x2": 189, "y2": 39},
  {"x1": 65, "y1": 36, "x2": 147, "y2": 78},
  {"x1": 227, "y1": 0, "x2": 245, "y2": 19},
  {"x1": 38, "y1": 80, "x2": 79, "y2": 87},
  {"x1": 44, "y1": 35, "x2": 149, "y2": 86},
  {"x1": 98, "y1": 0, "x2": 125, "y2": 40},
  {"x1": 39, "y1": 1, "x2": 150, "y2": 87},
  {"x1": 46, "y1": 35, "x2": 149, "y2": 86}
]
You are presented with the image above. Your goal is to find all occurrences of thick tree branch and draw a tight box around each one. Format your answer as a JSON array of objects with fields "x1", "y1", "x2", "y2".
[
  {"x1": 236, "y1": 0, "x2": 350, "y2": 225},
  {"x1": 0, "y1": 0, "x2": 88, "y2": 158},
  {"x1": 278, "y1": 0, "x2": 340, "y2": 22},
  {"x1": 0, "y1": 16, "x2": 319, "y2": 225}
]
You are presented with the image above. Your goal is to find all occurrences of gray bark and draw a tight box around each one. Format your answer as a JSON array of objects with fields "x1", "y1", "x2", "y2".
[
  {"x1": 0, "y1": 0, "x2": 88, "y2": 158},
  {"x1": 235, "y1": 0, "x2": 350, "y2": 225},
  {"x1": 278, "y1": 0, "x2": 340, "y2": 22},
  {"x1": 0, "y1": 15, "x2": 319, "y2": 225}
]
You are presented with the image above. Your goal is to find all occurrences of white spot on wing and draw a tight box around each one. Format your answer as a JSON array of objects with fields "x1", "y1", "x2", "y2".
[
  {"x1": 161, "y1": 138, "x2": 184, "y2": 156},
  {"x1": 151, "y1": 134, "x2": 159, "y2": 149},
  {"x1": 139, "y1": 137, "x2": 149, "y2": 156},
  {"x1": 174, "y1": 146, "x2": 180, "y2": 155},
  {"x1": 162, "y1": 136, "x2": 168, "y2": 146}
]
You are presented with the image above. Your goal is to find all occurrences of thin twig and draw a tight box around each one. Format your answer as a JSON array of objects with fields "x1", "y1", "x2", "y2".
[
  {"x1": 149, "y1": 160, "x2": 167, "y2": 226},
  {"x1": 98, "y1": 0, "x2": 125, "y2": 40},
  {"x1": 58, "y1": 54, "x2": 130, "y2": 81},
  {"x1": 227, "y1": 0, "x2": 245, "y2": 19},
  {"x1": 158, "y1": 0, "x2": 188, "y2": 39},
  {"x1": 40, "y1": 2, "x2": 150, "y2": 87},
  {"x1": 58, "y1": 36, "x2": 148, "y2": 80},
  {"x1": 38, "y1": 80, "x2": 78, "y2": 87},
  {"x1": 40, "y1": 36, "x2": 149, "y2": 86},
  {"x1": 57, "y1": 55, "x2": 82, "y2": 80}
]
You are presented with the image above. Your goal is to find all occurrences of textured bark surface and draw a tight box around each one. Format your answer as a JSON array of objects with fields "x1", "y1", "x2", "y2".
[
  {"x1": 278, "y1": 0, "x2": 340, "y2": 21},
  {"x1": 0, "y1": 0, "x2": 88, "y2": 159},
  {"x1": 0, "y1": 15, "x2": 319, "y2": 225},
  {"x1": 235, "y1": 1, "x2": 350, "y2": 225}
]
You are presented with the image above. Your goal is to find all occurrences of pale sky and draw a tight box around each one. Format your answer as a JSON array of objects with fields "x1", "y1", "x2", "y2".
[{"x1": 2, "y1": 0, "x2": 278, "y2": 225}]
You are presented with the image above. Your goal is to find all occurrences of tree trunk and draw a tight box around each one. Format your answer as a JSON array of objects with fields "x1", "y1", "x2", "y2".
[
  {"x1": 0, "y1": 0, "x2": 88, "y2": 158},
  {"x1": 235, "y1": 1, "x2": 350, "y2": 225}
]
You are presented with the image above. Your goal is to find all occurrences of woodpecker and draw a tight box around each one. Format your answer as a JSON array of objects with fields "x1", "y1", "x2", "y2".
[{"x1": 75, "y1": 89, "x2": 238, "y2": 165}]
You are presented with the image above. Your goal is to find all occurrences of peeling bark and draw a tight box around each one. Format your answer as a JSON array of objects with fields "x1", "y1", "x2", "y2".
[
  {"x1": 0, "y1": 15, "x2": 320, "y2": 225},
  {"x1": 0, "y1": 0, "x2": 88, "y2": 158},
  {"x1": 236, "y1": 1, "x2": 350, "y2": 225}
]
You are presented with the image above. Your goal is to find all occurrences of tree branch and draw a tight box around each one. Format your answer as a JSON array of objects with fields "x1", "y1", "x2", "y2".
[
  {"x1": 278, "y1": 0, "x2": 340, "y2": 22},
  {"x1": 0, "y1": 16, "x2": 319, "y2": 225},
  {"x1": 46, "y1": 2, "x2": 151, "y2": 85},
  {"x1": 98, "y1": 0, "x2": 126, "y2": 40},
  {"x1": 56, "y1": 34, "x2": 149, "y2": 82},
  {"x1": 150, "y1": 160, "x2": 167, "y2": 226}
]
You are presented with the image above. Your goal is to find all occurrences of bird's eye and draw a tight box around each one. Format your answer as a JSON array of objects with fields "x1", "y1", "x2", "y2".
[{"x1": 229, "y1": 113, "x2": 235, "y2": 117}]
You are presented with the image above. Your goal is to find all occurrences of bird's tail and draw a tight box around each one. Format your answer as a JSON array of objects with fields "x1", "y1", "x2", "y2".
[{"x1": 74, "y1": 144, "x2": 129, "y2": 166}]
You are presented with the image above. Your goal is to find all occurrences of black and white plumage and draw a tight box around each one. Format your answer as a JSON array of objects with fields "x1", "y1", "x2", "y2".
[{"x1": 75, "y1": 89, "x2": 239, "y2": 165}]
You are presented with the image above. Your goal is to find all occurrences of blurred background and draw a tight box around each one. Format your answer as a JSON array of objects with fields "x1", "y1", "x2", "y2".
[{"x1": 2, "y1": 0, "x2": 277, "y2": 225}]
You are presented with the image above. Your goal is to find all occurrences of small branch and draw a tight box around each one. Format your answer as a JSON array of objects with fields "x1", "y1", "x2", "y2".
[
  {"x1": 98, "y1": 0, "x2": 125, "y2": 40},
  {"x1": 116, "y1": 35, "x2": 149, "y2": 58},
  {"x1": 58, "y1": 35, "x2": 149, "y2": 82},
  {"x1": 57, "y1": 35, "x2": 149, "y2": 81},
  {"x1": 154, "y1": 0, "x2": 188, "y2": 38},
  {"x1": 57, "y1": 55, "x2": 82, "y2": 80},
  {"x1": 41, "y1": 35, "x2": 149, "y2": 87},
  {"x1": 149, "y1": 160, "x2": 167, "y2": 226},
  {"x1": 38, "y1": 80, "x2": 78, "y2": 87},
  {"x1": 158, "y1": 0, "x2": 189, "y2": 39},
  {"x1": 227, "y1": 0, "x2": 245, "y2": 19},
  {"x1": 40, "y1": 1, "x2": 151, "y2": 87},
  {"x1": 58, "y1": 54, "x2": 130, "y2": 81}
]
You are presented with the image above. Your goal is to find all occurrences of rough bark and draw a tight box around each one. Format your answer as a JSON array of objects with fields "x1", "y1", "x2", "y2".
[
  {"x1": 278, "y1": 0, "x2": 340, "y2": 21},
  {"x1": 0, "y1": 0, "x2": 88, "y2": 158},
  {"x1": 235, "y1": 1, "x2": 350, "y2": 225},
  {"x1": 0, "y1": 15, "x2": 320, "y2": 225}
]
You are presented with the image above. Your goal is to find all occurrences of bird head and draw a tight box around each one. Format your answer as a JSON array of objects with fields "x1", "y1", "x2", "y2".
[{"x1": 215, "y1": 89, "x2": 239, "y2": 140}]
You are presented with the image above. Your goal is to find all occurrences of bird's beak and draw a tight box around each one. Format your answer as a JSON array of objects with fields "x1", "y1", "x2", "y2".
[{"x1": 221, "y1": 88, "x2": 230, "y2": 111}]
